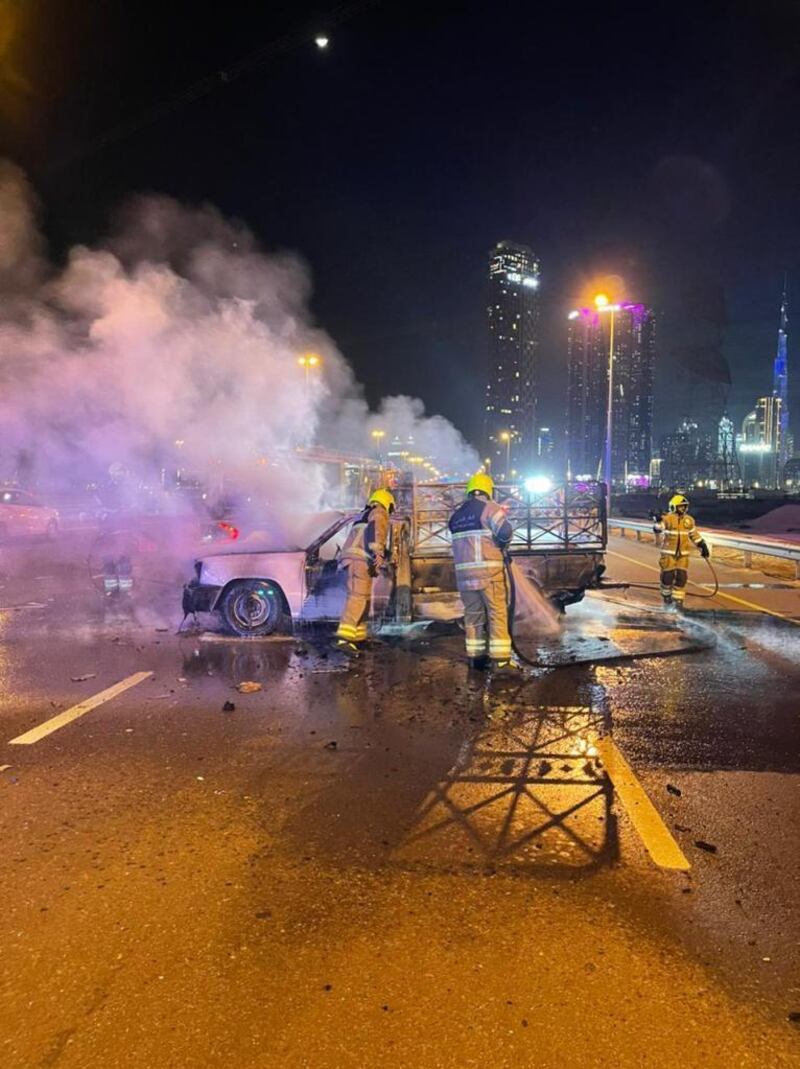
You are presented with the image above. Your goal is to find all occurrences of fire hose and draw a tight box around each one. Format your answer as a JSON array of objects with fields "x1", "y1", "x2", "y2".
[
  {"x1": 502, "y1": 551, "x2": 721, "y2": 670},
  {"x1": 599, "y1": 553, "x2": 720, "y2": 600}
]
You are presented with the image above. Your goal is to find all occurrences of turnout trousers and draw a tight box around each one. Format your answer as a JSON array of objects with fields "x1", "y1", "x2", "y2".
[
  {"x1": 335, "y1": 560, "x2": 372, "y2": 645},
  {"x1": 461, "y1": 575, "x2": 512, "y2": 661},
  {"x1": 659, "y1": 553, "x2": 689, "y2": 603}
]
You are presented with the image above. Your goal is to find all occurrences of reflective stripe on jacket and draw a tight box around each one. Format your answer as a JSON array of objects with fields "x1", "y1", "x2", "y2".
[
  {"x1": 448, "y1": 495, "x2": 513, "y2": 591},
  {"x1": 652, "y1": 512, "x2": 704, "y2": 559},
  {"x1": 340, "y1": 503, "x2": 390, "y2": 566}
]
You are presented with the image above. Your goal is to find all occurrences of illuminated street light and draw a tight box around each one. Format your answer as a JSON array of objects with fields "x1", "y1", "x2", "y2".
[
  {"x1": 314, "y1": 35, "x2": 329, "y2": 49},
  {"x1": 498, "y1": 430, "x2": 513, "y2": 478},
  {"x1": 298, "y1": 352, "x2": 322, "y2": 394},
  {"x1": 371, "y1": 429, "x2": 386, "y2": 462},
  {"x1": 594, "y1": 294, "x2": 616, "y2": 520}
]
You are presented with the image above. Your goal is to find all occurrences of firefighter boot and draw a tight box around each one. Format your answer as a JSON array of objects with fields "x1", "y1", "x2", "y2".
[
  {"x1": 332, "y1": 637, "x2": 361, "y2": 658},
  {"x1": 491, "y1": 659, "x2": 522, "y2": 678},
  {"x1": 468, "y1": 655, "x2": 490, "y2": 672}
]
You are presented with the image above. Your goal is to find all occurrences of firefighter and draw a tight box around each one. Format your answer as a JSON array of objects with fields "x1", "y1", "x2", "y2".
[
  {"x1": 448, "y1": 472, "x2": 518, "y2": 674},
  {"x1": 333, "y1": 488, "x2": 395, "y2": 655},
  {"x1": 652, "y1": 493, "x2": 709, "y2": 609}
]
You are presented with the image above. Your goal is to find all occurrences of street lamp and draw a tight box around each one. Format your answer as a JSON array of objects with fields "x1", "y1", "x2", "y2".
[
  {"x1": 499, "y1": 431, "x2": 512, "y2": 479},
  {"x1": 371, "y1": 429, "x2": 386, "y2": 462},
  {"x1": 297, "y1": 352, "x2": 322, "y2": 394},
  {"x1": 594, "y1": 293, "x2": 615, "y2": 521}
]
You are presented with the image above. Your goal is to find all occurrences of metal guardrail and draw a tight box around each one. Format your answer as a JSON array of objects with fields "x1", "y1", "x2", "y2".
[{"x1": 609, "y1": 518, "x2": 800, "y2": 579}]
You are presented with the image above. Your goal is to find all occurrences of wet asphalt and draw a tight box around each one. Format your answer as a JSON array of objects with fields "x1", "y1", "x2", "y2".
[{"x1": 1, "y1": 532, "x2": 799, "y2": 1068}]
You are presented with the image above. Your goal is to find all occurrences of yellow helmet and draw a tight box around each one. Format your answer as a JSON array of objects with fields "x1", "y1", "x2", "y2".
[
  {"x1": 466, "y1": 472, "x2": 494, "y2": 497},
  {"x1": 668, "y1": 494, "x2": 689, "y2": 512},
  {"x1": 368, "y1": 488, "x2": 395, "y2": 513}
]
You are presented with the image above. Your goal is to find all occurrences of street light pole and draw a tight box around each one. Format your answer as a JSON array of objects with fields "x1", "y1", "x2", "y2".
[
  {"x1": 298, "y1": 353, "x2": 321, "y2": 398},
  {"x1": 371, "y1": 429, "x2": 385, "y2": 463},
  {"x1": 596, "y1": 296, "x2": 616, "y2": 521},
  {"x1": 499, "y1": 431, "x2": 511, "y2": 480}
]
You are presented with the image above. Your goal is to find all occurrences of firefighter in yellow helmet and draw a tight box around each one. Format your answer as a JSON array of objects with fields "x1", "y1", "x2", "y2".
[
  {"x1": 333, "y1": 488, "x2": 395, "y2": 654},
  {"x1": 651, "y1": 493, "x2": 709, "y2": 609},
  {"x1": 448, "y1": 472, "x2": 518, "y2": 674}
]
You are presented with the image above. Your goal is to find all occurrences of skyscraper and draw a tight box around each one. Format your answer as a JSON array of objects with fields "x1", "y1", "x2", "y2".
[
  {"x1": 566, "y1": 302, "x2": 656, "y2": 484},
  {"x1": 484, "y1": 242, "x2": 540, "y2": 477},
  {"x1": 772, "y1": 280, "x2": 789, "y2": 480},
  {"x1": 737, "y1": 396, "x2": 782, "y2": 488}
]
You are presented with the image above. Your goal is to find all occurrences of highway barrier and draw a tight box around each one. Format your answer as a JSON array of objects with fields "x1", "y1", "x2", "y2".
[{"x1": 609, "y1": 518, "x2": 800, "y2": 580}]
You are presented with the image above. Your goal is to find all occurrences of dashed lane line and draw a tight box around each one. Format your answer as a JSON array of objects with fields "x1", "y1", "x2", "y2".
[
  {"x1": 607, "y1": 548, "x2": 800, "y2": 626},
  {"x1": 596, "y1": 737, "x2": 691, "y2": 871},
  {"x1": 8, "y1": 672, "x2": 153, "y2": 746}
]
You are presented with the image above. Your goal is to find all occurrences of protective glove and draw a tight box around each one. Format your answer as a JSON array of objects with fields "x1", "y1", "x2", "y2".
[
  {"x1": 649, "y1": 510, "x2": 662, "y2": 524},
  {"x1": 698, "y1": 541, "x2": 710, "y2": 558}
]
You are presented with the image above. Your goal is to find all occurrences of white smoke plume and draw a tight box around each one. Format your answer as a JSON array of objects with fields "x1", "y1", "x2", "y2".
[{"x1": 0, "y1": 162, "x2": 478, "y2": 512}]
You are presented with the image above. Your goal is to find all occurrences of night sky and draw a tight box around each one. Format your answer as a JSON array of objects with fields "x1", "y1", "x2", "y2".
[{"x1": 3, "y1": 0, "x2": 800, "y2": 448}]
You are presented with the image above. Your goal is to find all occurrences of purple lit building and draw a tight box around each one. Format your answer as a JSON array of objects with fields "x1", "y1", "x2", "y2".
[{"x1": 566, "y1": 302, "x2": 656, "y2": 485}]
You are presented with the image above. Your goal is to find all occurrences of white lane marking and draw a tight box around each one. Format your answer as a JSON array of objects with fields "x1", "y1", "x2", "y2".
[
  {"x1": 9, "y1": 672, "x2": 153, "y2": 746},
  {"x1": 596, "y1": 737, "x2": 690, "y2": 871}
]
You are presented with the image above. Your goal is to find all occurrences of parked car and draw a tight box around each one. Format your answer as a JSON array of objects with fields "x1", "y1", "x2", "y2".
[{"x1": 0, "y1": 489, "x2": 60, "y2": 541}]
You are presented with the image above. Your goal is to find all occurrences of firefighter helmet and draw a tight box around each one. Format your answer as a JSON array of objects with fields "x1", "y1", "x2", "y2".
[
  {"x1": 668, "y1": 494, "x2": 690, "y2": 512},
  {"x1": 368, "y1": 488, "x2": 395, "y2": 513},
  {"x1": 466, "y1": 472, "x2": 494, "y2": 497}
]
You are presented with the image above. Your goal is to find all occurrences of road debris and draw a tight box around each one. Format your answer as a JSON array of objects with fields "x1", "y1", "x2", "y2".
[
  {"x1": 70, "y1": 673, "x2": 97, "y2": 682},
  {"x1": 324, "y1": 740, "x2": 338, "y2": 750},
  {"x1": 222, "y1": 701, "x2": 236, "y2": 712},
  {"x1": 236, "y1": 681, "x2": 262, "y2": 693},
  {"x1": 666, "y1": 783, "x2": 682, "y2": 796},
  {"x1": 693, "y1": 840, "x2": 718, "y2": 854}
]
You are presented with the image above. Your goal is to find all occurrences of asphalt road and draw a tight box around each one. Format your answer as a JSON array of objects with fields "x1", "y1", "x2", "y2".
[{"x1": 1, "y1": 532, "x2": 799, "y2": 1068}]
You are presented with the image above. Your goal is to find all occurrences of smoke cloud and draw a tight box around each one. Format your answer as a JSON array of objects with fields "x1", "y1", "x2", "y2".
[{"x1": 0, "y1": 162, "x2": 478, "y2": 511}]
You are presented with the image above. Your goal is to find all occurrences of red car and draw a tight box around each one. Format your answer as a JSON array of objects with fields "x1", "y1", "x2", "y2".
[{"x1": 0, "y1": 489, "x2": 60, "y2": 541}]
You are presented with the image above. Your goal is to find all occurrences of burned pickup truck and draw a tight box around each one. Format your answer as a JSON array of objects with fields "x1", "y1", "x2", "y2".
[{"x1": 182, "y1": 480, "x2": 607, "y2": 637}]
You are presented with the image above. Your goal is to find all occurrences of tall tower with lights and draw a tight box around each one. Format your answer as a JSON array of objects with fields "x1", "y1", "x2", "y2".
[
  {"x1": 773, "y1": 279, "x2": 789, "y2": 481},
  {"x1": 484, "y1": 241, "x2": 540, "y2": 477}
]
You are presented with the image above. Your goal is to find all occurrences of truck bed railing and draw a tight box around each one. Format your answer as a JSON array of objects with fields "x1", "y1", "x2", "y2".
[{"x1": 398, "y1": 481, "x2": 607, "y2": 557}]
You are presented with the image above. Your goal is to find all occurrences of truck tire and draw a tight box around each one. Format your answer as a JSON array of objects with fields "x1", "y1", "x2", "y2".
[{"x1": 219, "y1": 579, "x2": 286, "y2": 637}]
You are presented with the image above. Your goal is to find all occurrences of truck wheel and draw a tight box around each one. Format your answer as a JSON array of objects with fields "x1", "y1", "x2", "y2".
[{"x1": 219, "y1": 579, "x2": 285, "y2": 637}]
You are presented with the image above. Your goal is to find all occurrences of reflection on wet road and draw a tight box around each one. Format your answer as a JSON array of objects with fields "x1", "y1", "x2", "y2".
[
  {"x1": 395, "y1": 703, "x2": 615, "y2": 874},
  {"x1": 1, "y1": 533, "x2": 799, "y2": 1066}
]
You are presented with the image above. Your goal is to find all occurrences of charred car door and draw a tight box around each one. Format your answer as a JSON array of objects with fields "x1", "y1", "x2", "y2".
[{"x1": 302, "y1": 515, "x2": 355, "y2": 620}]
